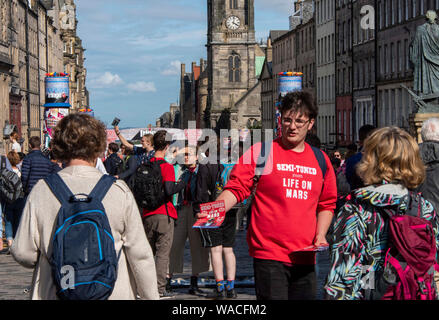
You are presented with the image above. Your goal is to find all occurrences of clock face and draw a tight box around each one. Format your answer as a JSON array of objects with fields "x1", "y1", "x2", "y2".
[{"x1": 226, "y1": 16, "x2": 241, "y2": 30}]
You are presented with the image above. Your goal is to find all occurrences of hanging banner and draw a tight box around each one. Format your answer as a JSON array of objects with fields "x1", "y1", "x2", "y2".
[
  {"x1": 276, "y1": 72, "x2": 303, "y2": 138},
  {"x1": 44, "y1": 76, "x2": 71, "y2": 108},
  {"x1": 44, "y1": 108, "x2": 70, "y2": 142},
  {"x1": 278, "y1": 72, "x2": 303, "y2": 98},
  {"x1": 275, "y1": 107, "x2": 282, "y2": 139}
]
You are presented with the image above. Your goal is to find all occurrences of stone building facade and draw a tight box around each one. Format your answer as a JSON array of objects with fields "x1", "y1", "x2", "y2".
[
  {"x1": 0, "y1": 0, "x2": 13, "y2": 154},
  {"x1": 59, "y1": 0, "x2": 87, "y2": 112},
  {"x1": 260, "y1": 34, "x2": 278, "y2": 132},
  {"x1": 0, "y1": 0, "x2": 86, "y2": 152},
  {"x1": 335, "y1": 0, "x2": 353, "y2": 146},
  {"x1": 316, "y1": 0, "x2": 336, "y2": 147},
  {"x1": 375, "y1": 0, "x2": 439, "y2": 131},
  {"x1": 180, "y1": 62, "x2": 200, "y2": 129},
  {"x1": 206, "y1": 0, "x2": 261, "y2": 131},
  {"x1": 352, "y1": 0, "x2": 376, "y2": 142}
]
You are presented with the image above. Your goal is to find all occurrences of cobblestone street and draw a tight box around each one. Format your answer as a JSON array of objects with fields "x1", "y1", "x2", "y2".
[{"x1": 0, "y1": 224, "x2": 256, "y2": 300}]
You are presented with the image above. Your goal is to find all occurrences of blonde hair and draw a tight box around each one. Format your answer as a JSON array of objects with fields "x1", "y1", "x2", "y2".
[
  {"x1": 143, "y1": 134, "x2": 154, "y2": 145},
  {"x1": 357, "y1": 127, "x2": 426, "y2": 190}
]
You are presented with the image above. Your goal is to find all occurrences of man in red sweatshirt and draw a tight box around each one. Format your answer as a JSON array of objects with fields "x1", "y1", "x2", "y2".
[{"x1": 198, "y1": 91, "x2": 337, "y2": 300}]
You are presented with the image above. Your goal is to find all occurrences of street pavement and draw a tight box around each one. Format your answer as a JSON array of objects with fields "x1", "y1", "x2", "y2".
[
  {"x1": 0, "y1": 216, "x2": 330, "y2": 300},
  {"x1": 0, "y1": 220, "x2": 256, "y2": 300}
]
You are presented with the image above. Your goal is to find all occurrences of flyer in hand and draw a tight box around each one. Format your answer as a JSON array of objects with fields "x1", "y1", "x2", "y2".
[{"x1": 193, "y1": 200, "x2": 226, "y2": 229}]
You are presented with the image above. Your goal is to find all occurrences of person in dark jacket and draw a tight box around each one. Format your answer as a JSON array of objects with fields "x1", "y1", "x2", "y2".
[
  {"x1": 193, "y1": 139, "x2": 238, "y2": 300},
  {"x1": 417, "y1": 117, "x2": 439, "y2": 213},
  {"x1": 116, "y1": 144, "x2": 138, "y2": 188},
  {"x1": 417, "y1": 118, "x2": 439, "y2": 291},
  {"x1": 21, "y1": 136, "x2": 61, "y2": 196},
  {"x1": 345, "y1": 125, "x2": 376, "y2": 190},
  {"x1": 104, "y1": 142, "x2": 122, "y2": 176}
]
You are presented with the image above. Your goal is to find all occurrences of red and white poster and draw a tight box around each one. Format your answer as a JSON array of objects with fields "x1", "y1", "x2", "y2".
[
  {"x1": 193, "y1": 200, "x2": 226, "y2": 229},
  {"x1": 184, "y1": 128, "x2": 203, "y2": 146},
  {"x1": 106, "y1": 129, "x2": 118, "y2": 145}
]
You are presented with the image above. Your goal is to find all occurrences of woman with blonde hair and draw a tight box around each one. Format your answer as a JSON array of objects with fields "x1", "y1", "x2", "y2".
[{"x1": 325, "y1": 127, "x2": 439, "y2": 300}]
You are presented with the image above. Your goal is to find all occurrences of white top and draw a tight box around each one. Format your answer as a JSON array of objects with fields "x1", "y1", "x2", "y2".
[
  {"x1": 95, "y1": 157, "x2": 108, "y2": 175},
  {"x1": 12, "y1": 167, "x2": 21, "y2": 178},
  {"x1": 11, "y1": 141, "x2": 21, "y2": 153}
]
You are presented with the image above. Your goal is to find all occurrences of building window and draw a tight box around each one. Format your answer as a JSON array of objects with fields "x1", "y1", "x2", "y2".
[
  {"x1": 228, "y1": 54, "x2": 241, "y2": 82},
  {"x1": 230, "y1": 0, "x2": 238, "y2": 9}
]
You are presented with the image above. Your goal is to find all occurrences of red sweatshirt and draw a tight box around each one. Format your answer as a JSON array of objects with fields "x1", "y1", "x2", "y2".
[{"x1": 224, "y1": 139, "x2": 337, "y2": 265}]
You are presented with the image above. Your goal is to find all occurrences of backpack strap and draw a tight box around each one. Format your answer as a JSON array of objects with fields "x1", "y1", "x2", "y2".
[
  {"x1": 255, "y1": 141, "x2": 270, "y2": 177},
  {"x1": 0, "y1": 156, "x2": 6, "y2": 170},
  {"x1": 88, "y1": 175, "x2": 116, "y2": 203},
  {"x1": 311, "y1": 146, "x2": 327, "y2": 181},
  {"x1": 404, "y1": 191, "x2": 422, "y2": 218},
  {"x1": 45, "y1": 173, "x2": 75, "y2": 206},
  {"x1": 151, "y1": 159, "x2": 171, "y2": 222},
  {"x1": 247, "y1": 141, "x2": 272, "y2": 200}
]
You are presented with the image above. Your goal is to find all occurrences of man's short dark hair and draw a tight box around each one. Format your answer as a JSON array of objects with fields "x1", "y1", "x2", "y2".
[
  {"x1": 29, "y1": 136, "x2": 41, "y2": 149},
  {"x1": 153, "y1": 130, "x2": 171, "y2": 151},
  {"x1": 108, "y1": 142, "x2": 119, "y2": 153},
  {"x1": 280, "y1": 90, "x2": 318, "y2": 120},
  {"x1": 359, "y1": 125, "x2": 376, "y2": 143},
  {"x1": 331, "y1": 157, "x2": 341, "y2": 169},
  {"x1": 305, "y1": 133, "x2": 321, "y2": 148}
]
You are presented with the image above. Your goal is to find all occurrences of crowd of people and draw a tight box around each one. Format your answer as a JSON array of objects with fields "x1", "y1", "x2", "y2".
[{"x1": 1, "y1": 90, "x2": 439, "y2": 301}]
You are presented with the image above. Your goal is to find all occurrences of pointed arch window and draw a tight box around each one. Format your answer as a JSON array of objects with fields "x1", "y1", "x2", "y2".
[
  {"x1": 230, "y1": 0, "x2": 238, "y2": 9},
  {"x1": 229, "y1": 54, "x2": 241, "y2": 82}
]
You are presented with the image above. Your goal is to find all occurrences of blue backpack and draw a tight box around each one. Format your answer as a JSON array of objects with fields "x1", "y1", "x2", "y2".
[{"x1": 45, "y1": 173, "x2": 119, "y2": 300}]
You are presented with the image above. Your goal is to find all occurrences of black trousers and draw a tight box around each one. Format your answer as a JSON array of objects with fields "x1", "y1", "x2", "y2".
[{"x1": 253, "y1": 258, "x2": 316, "y2": 300}]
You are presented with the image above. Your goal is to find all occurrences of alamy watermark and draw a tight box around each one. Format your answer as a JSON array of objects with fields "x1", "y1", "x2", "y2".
[
  {"x1": 361, "y1": 265, "x2": 375, "y2": 290},
  {"x1": 161, "y1": 121, "x2": 275, "y2": 175},
  {"x1": 61, "y1": 265, "x2": 75, "y2": 290},
  {"x1": 360, "y1": 5, "x2": 375, "y2": 30}
]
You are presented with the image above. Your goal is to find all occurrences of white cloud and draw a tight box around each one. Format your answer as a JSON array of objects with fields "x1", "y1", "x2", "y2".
[
  {"x1": 89, "y1": 72, "x2": 124, "y2": 88},
  {"x1": 127, "y1": 81, "x2": 157, "y2": 93},
  {"x1": 161, "y1": 60, "x2": 181, "y2": 76},
  {"x1": 126, "y1": 29, "x2": 205, "y2": 50}
]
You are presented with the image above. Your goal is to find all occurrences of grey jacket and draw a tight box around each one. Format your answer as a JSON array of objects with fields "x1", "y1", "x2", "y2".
[
  {"x1": 418, "y1": 141, "x2": 439, "y2": 213},
  {"x1": 11, "y1": 165, "x2": 159, "y2": 300}
]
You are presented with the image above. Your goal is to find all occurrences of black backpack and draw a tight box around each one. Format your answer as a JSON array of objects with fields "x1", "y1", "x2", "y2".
[
  {"x1": 132, "y1": 160, "x2": 167, "y2": 211},
  {"x1": 114, "y1": 157, "x2": 123, "y2": 175},
  {"x1": 0, "y1": 156, "x2": 23, "y2": 204},
  {"x1": 106, "y1": 155, "x2": 123, "y2": 176}
]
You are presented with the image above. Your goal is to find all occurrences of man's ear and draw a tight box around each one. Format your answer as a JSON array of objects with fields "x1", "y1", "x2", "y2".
[{"x1": 307, "y1": 119, "x2": 316, "y2": 131}]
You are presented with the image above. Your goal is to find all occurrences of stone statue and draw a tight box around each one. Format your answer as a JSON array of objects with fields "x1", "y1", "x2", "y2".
[
  {"x1": 410, "y1": 11, "x2": 439, "y2": 95},
  {"x1": 407, "y1": 11, "x2": 439, "y2": 113}
]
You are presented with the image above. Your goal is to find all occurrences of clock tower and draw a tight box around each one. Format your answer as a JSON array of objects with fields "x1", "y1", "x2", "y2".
[{"x1": 206, "y1": 0, "x2": 260, "y2": 130}]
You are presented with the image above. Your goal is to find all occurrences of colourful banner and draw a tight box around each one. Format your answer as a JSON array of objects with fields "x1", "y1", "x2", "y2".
[
  {"x1": 44, "y1": 107, "x2": 70, "y2": 145},
  {"x1": 44, "y1": 76, "x2": 70, "y2": 108},
  {"x1": 278, "y1": 75, "x2": 303, "y2": 98}
]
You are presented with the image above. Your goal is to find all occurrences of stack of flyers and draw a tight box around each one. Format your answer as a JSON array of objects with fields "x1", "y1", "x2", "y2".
[
  {"x1": 193, "y1": 200, "x2": 226, "y2": 229},
  {"x1": 297, "y1": 244, "x2": 329, "y2": 252}
]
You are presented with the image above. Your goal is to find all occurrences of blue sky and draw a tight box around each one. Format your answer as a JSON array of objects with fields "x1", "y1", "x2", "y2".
[{"x1": 75, "y1": 0, "x2": 294, "y2": 128}]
